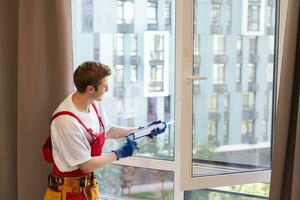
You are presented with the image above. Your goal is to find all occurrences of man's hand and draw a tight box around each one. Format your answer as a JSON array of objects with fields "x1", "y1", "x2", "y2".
[
  {"x1": 112, "y1": 138, "x2": 138, "y2": 160},
  {"x1": 146, "y1": 120, "x2": 167, "y2": 139}
]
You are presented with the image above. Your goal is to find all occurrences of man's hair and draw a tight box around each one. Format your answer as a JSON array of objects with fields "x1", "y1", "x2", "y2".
[{"x1": 74, "y1": 61, "x2": 111, "y2": 93}]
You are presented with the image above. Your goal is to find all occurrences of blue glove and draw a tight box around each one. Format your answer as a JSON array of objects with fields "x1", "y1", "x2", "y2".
[
  {"x1": 112, "y1": 138, "x2": 138, "y2": 160},
  {"x1": 146, "y1": 120, "x2": 167, "y2": 139}
]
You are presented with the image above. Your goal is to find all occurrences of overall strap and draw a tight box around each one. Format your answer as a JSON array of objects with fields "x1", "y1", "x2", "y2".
[{"x1": 50, "y1": 111, "x2": 89, "y2": 132}]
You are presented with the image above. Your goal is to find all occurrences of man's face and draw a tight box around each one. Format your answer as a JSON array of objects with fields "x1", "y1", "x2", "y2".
[{"x1": 93, "y1": 76, "x2": 109, "y2": 101}]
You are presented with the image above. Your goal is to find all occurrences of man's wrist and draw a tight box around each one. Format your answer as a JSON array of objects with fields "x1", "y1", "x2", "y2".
[{"x1": 111, "y1": 151, "x2": 119, "y2": 161}]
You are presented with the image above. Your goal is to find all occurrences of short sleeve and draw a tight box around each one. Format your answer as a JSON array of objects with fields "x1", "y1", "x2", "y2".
[{"x1": 51, "y1": 115, "x2": 92, "y2": 169}]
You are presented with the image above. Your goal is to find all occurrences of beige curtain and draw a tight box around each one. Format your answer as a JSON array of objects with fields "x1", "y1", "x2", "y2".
[
  {"x1": 1, "y1": 0, "x2": 73, "y2": 199},
  {"x1": 270, "y1": 0, "x2": 300, "y2": 199},
  {"x1": 0, "y1": 1, "x2": 18, "y2": 199}
]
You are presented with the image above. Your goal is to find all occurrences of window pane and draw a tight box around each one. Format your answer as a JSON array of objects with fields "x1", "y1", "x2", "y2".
[
  {"x1": 96, "y1": 164, "x2": 174, "y2": 199},
  {"x1": 185, "y1": 183, "x2": 269, "y2": 200},
  {"x1": 192, "y1": 0, "x2": 276, "y2": 176},
  {"x1": 72, "y1": 0, "x2": 175, "y2": 160}
]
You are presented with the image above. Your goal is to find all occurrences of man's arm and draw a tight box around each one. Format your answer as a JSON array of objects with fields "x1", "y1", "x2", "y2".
[
  {"x1": 79, "y1": 152, "x2": 118, "y2": 173},
  {"x1": 79, "y1": 138, "x2": 138, "y2": 173},
  {"x1": 106, "y1": 125, "x2": 138, "y2": 139}
]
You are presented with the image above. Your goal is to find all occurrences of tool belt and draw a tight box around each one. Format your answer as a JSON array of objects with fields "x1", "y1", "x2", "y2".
[{"x1": 48, "y1": 173, "x2": 97, "y2": 194}]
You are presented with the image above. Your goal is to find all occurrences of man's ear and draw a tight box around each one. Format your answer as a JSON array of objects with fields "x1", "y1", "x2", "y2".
[{"x1": 86, "y1": 85, "x2": 94, "y2": 93}]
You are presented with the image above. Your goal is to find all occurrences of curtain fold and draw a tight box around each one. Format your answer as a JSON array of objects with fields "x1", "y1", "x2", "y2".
[
  {"x1": 0, "y1": 0, "x2": 18, "y2": 199},
  {"x1": 269, "y1": 0, "x2": 300, "y2": 199},
  {"x1": 17, "y1": 0, "x2": 73, "y2": 199}
]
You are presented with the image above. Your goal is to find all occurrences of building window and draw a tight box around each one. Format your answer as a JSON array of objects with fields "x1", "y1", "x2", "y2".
[
  {"x1": 236, "y1": 64, "x2": 242, "y2": 83},
  {"x1": 236, "y1": 36, "x2": 242, "y2": 54},
  {"x1": 241, "y1": 120, "x2": 254, "y2": 140},
  {"x1": 268, "y1": 35, "x2": 275, "y2": 54},
  {"x1": 248, "y1": 63, "x2": 256, "y2": 83},
  {"x1": 264, "y1": 92, "x2": 269, "y2": 109},
  {"x1": 223, "y1": 121, "x2": 229, "y2": 145},
  {"x1": 209, "y1": 93, "x2": 218, "y2": 112},
  {"x1": 81, "y1": 0, "x2": 93, "y2": 32},
  {"x1": 194, "y1": 34, "x2": 200, "y2": 55},
  {"x1": 147, "y1": 1, "x2": 158, "y2": 24},
  {"x1": 114, "y1": 33, "x2": 124, "y2": 55},
  {"x1": 249, "y1": 36, "x2": 258, "y2": 54},
  {"x1": 266, "y1": 6, "x2": 272, "y2": 27},
  {"x1": 115, "y1": 65, "x2": 124, "y2": 87},
  {"x1": 226, "y1": 5, "x2": 232, "y2": 29},
  {"x1": 150, "y1": 35, "x2": 164, "y2": 60},
  {"x1": 130, "y1": 65, "x2": 137, "y2": 83},
  {"x1": 93, "y1": 33, "x2": 100, "y2": 61},
  {"x1": 208, "y1": 120, "x2": 217, "y2": 142},
  {"x1": 130, "y1": 34, "x2": 137, "y2": 55},
  {"x1": 211, "y1": 4, "x2": 221, "y2": 24},
  {"x1": 267, "y1": 63, "x2": 273, "y2": 83},
  {"x1": 165, "y1": 2, "x2": 172, "y2": 26},
  {"x1": 243, "y1": 92, "x2": 255, "y2": 109},
  {"x1": 117, "y1": 0, "x2": 134, "y2": 24},
  {"x1": 248, "y1": 1, "x2": 260, "y2": 31},
  {"x1": 213, "y1": 63, "x2": 225, "y2": 84},
  {"x1": 224, "y1": 93, "x2": 229, "y2": 111},
  {"x1": 213, "y1": 35, "x2": 225, "y2": 55},
  {"x1": 149, "y1": 65, "x2": 164, "y2": 92},
  {"x1": 147, "y1": 97, "x2": 157, "y2": 122}
]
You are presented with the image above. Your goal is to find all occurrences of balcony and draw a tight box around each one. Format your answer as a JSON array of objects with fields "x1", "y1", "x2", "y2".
[
  {"x1": 113, "y1": 55, "x2": 125, "y2": 65},
  {"x1": 149, "y1": 51, "x2": 164, "y2": 65},
  {"x1": 213, "y1": 55, "x2": 228, "y2": 63},
  {"x1": 149, "y1": 80, "x2": 164, "y2": 92},
  {"x1": 211, "y1": 0, "x2": 223, "y2": 3},
  {"x1": 242, "y1": 109, "x2": 258, "y2": 120},
  {"x1": 248, "y1": 82, "x2": 259, "y2": 92},
  {"x1": 147, "y1": 23, "x2": 158, "y2": 31},
  {"x1": 210, "y1": 24, "x2": 223, "y2": 34},
  {"x1": 224, "y1": 111, "x2": 229, "y2": 121},
  {"x1": 226, "y1": 25, "x2": 231, "y2": 34},
  {"x1": 242, "y1": 133, "x2": 257, "y2": 144},
  {"x1": 130, "y1": 56, "x2": 140, "y2": 65},
  {"x1": 209, "y1": 112, "x2": 221, "y2": 121},
  {"x1": 236, "y1": 83, "x2": 242, "y2": 92},
  {"x1": 248, "y1": 54, "x2": 260, "y2": 63},
  {"x1": 213, "y1": 84, "x2": 227, "y2": 93},
  {"x1": 113, "y1": 87, "x2": 125, "y2": 97},
  {"x1": 117, "y1": 23, "x2": 134, "y2": 33},
  {"x1": 236, "y1": 54, "x2": 243, "y2": 63}
]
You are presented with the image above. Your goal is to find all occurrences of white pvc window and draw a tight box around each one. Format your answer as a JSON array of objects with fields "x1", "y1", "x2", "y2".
[{"x1": 72, "y1": 0, "x2": 278, "y2": 198}]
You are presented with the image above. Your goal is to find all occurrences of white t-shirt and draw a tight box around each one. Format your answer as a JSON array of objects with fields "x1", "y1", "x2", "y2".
[{"x1": 50, "y1": 93, "x2": 112, "y2": 172}]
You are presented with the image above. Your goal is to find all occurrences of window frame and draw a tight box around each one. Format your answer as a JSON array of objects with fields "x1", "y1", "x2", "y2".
[{"x1": 70, "y1": 0, "x2": 280, "y2": 198}]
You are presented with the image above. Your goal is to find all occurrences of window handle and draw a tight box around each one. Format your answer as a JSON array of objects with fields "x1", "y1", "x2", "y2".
[{"x1": 185, "y1": 75, "x2": 207, "y2": 81}]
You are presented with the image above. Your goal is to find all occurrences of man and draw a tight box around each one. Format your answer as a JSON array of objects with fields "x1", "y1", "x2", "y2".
[{"x1": 43, "y1": 61, "x2": 165, "y2": 200}]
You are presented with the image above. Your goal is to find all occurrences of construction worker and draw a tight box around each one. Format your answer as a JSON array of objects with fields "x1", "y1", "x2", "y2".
[{"x1": 43, "y1": 61, "x2": 166, "y2": 199}]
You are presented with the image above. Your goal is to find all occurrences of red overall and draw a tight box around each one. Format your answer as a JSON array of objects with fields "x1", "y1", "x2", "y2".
[{"x1": 43, "y1": 103, "x2": 105, "y2": 200}]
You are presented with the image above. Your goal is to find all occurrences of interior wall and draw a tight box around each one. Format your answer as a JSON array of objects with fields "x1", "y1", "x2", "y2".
[{"x1": 0, "y1": 0, "x2": 19, "y2": 199}]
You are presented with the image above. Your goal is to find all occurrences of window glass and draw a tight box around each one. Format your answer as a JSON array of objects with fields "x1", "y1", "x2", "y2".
[
  {"x1": 211, "y1": 4, "x2": 221, "y2": 24},
  {"x1": 148, "y1": 2, "x2": 158, "y2": 24},
  {"x1": 96, "y1": 165, "x2": 174, "y2": 199},
  {"x1": 185, "y1": 183, "x2": 269, "y2": 200},
  {"x1": 72, "y1": 0, "x2": 175, "y2": 160},
  {"x1": 248, "y1": 3, "x2": 260, "y2": 31},
  {"x1": 192, "y1": 0, "x2": 276, "y2": 176}
]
